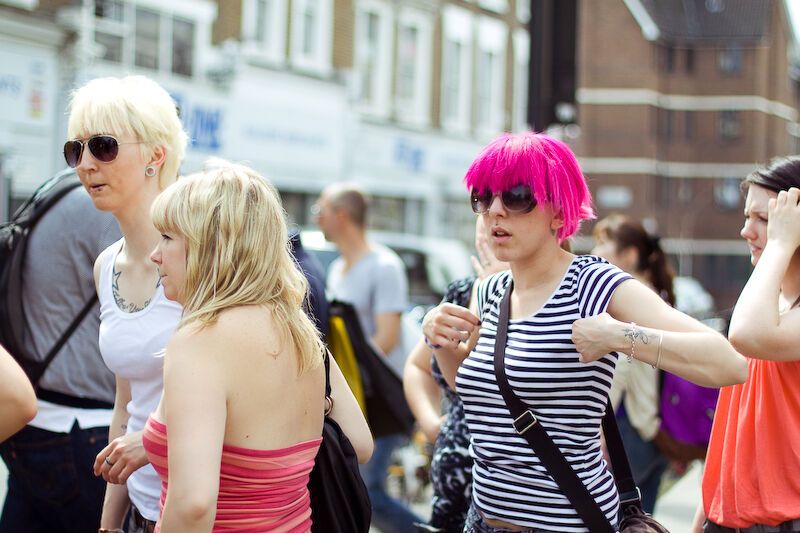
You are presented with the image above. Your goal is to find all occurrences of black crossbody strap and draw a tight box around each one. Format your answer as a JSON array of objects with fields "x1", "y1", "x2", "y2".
[
  {"x1": 492, "y1": 281, "x2": 616, "y2": 533},
  {"x1": 29, "y1": 294, "x2": 98, "y2": 387},
  {"x1": 601, "y1": 403, "x2": 641, "y2": 509}
]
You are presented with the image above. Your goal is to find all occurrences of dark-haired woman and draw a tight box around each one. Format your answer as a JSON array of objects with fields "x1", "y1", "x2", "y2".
[
  {"x1": 693, "y1": 158, "x2": 800, "y2": 533},
  {"x1": 592, "y1": 215, "x2": 708, "y2": 514}
]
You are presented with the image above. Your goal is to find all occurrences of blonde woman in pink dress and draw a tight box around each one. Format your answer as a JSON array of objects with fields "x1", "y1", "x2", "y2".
[{"x1": 143, "y1": 161, "x2": 373, "y2": 532}]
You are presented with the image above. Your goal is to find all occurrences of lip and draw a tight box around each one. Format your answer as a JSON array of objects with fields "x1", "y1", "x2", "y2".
[{"x1": 491, "y1": 225, "x2": 512, "y2": 243}]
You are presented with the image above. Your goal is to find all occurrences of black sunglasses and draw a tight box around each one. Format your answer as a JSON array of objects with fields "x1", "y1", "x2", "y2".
[
  {"x1": 63, "y1": 135, "x2": 141, "y2": 168},
  {"x1": 470, "y1": 184, "x2": 537, "y2": 214}
]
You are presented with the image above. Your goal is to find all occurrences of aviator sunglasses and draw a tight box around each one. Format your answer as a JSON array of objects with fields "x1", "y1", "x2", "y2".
[
  {"x1": 470, "y1": 184, "x2": 537, "y2": 214},
  {"x1": 63, "y1": 135, "x2": 142, "y2": 168}
]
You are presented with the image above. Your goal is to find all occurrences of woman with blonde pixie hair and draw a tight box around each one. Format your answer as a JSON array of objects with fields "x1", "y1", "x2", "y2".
[
  {"x1": 144, "y1": 161, "x2": 372, "y2": 532},
  {"x1": 64, "y1": 75, "x2": 188, "y2": 532}
]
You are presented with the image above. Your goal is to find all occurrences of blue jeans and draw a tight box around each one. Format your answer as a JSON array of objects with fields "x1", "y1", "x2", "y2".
[
  {"x1": 360, "y1": 434, "x2": 422, "y2": 533},
  {"x1": 617, "y1": 409, "x2": 668, "y2": 514},
  {"x1": 0, "y1": 422, "x2": 109, "y2": 533}
]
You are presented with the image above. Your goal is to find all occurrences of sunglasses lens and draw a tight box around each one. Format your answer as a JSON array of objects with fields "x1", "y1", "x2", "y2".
[
  {"x1": 87, "y1": 136, "x2": 120, "y2": 163},
  {"x1": 63, "y1": 141, "x2": 82, "y2": 168},
  {"x1": 470, "y1": 190, "x2": 493, "y2": 214},
  {"x1": 502, "y1": 184, "x2": 536, "y2": 213}
]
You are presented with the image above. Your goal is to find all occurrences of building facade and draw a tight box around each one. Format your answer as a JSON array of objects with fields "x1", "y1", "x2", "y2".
[
  {"x1": 566, "y1": 0, "x2": 800, "y2": 313},
  {"x1": 0, "y1": 0, "x2": 531, "y2": 244}
]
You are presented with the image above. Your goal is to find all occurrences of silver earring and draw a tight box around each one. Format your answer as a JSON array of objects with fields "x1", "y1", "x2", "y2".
[{"x1": 145, "y1": 166, "x2": 157, "y2": 177}]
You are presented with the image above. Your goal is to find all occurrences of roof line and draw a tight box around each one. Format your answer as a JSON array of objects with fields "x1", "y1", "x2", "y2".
[{"x1": 623, "y1": 0, "x2": 660, "y2": 41}]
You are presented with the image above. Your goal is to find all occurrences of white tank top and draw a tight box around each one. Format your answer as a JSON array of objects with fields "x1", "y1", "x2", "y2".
[{"x1": 97, "y1": 240, "x2": 182, "y2": 521}]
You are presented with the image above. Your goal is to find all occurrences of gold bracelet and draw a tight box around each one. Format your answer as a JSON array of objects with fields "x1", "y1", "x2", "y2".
[
  {"x1": 98, "y1": 529, "x2": 125, "y2": 533},
  {"x1": 652, "y1": 331, "x2": 664, "y2": 369}
]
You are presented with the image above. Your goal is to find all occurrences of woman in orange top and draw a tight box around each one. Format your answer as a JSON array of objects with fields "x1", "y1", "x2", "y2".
[{"x1": 694, "y1": 157, "x2": 800, "y2": 532}]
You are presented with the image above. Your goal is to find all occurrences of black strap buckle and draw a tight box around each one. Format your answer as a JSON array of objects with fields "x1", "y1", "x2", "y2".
[
  {"x1": 513, "y1": 410, "x2": 538, "y2": 434},
  {"x1": 618, "y1": 487, "x2": 642, "y2": 505}
]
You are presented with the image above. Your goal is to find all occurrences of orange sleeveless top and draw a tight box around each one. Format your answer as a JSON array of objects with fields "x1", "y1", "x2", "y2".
[
  {"x1": 702, "y1": 358, "x2": 800, "y2": 527},
  {"x1": 142, "y1": 416, "x2": 321, "y2": 532}
]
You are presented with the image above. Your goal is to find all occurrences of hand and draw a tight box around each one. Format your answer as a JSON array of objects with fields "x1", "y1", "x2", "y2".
[
  {"x1": 767, "y1": 187, "x2": 800, "y2": 249},
  {"x1": 470, "y1": 237, "x2": 509, "y2": 280},
  {"x1": 420, "y1": 414, "x2": 446, "y2": 444},
  {"x1": 571, "y1": 312, "x2": 622, "y2": 363},
  {"x1": 422, "y1": 303, "x2": 480, "y2": 350},
  {"x1": 94, "y1": 430, "x2": 150, "y2": 484}
]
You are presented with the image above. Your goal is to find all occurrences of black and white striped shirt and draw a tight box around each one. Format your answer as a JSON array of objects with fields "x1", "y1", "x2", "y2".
[{"x1": 455, "y1": 256, "x2": 631, "y2": 532}]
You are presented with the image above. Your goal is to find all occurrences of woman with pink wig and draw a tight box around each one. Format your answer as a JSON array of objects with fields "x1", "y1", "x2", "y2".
[{"x1": 421, "y1": 132, "x2": 747, "y2": 532}]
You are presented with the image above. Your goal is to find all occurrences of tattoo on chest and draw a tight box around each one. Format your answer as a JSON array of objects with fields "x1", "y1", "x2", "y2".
[
  {"x1": 112, "y1": 264, "x2": 152, "y2": 313},
  {"x1": 622, "y1": 325, "x2": 650, "y2": 345}
]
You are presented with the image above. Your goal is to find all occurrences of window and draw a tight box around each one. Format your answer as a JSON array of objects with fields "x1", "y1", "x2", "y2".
[
  {"x1": 394, "y1": 9, "x2": 432, "y2": 127},
  {"x1": 475, "y1": 16, "x2": 507, "y2": 134},
  {"x1": 684, "y1": 110, "x2": 694, "y2": 141},
  {"x1": 242, "y1": 0, "x2": 288, "y2": 62},
  {"x1": 718, "y1": 110, "x2": 741, "y2": 141},
  {"x1": 440, "y1": 6, "x2": 473, "y2": 133},
  {"x1": 663, "y1": 46, "x2": 675, "y2": 72},
  {"x1": 516, "y1": 0, "x2": 531, "y2": 23},
  {"x1": 658, "y1": 108, "x2": 674, "y2": 140},
  {"x1": 685, "y1": 48, "x2": 695, "y2": 74},
  {"x1": 476, "y1": 50, "x2": 496, "y2": 128},
  {"x1": 355, "y1": 1, "x2": 393, "y2": 116},
  {"x1": 135, "y1": 8, "x2": 160, "y2": 70},
  {"x1": 95, "y1": 0, "x2": 125, "y2": 63},
  {"x1": 396, "y1": 25, "x2": 417, "y2": 102},
  {"x1": 714, "y1": 178, "x2": 741, "y2": 209},
  {"x1": 442, "y1": 40, "x2": 461, "y2": 121},
  {"x1": 92, "y1": 2, "x2": 199, "y2": 78},
  {"x1": 512, "y1": 30, "x2": 530, "y2": 131},
  {"x1": 358, "y1": 12, "x2": 380, "y2": 103},
  {"x1": 477, "y1": 0, "x2": 508, "y2": 14},
  {"x1": 718, "y1": 47, "x2": 742, "y2": 74},
  {"x1": 290, "y1": 0, "x2": 333, "y2": 74},
  {"x1": 172, "y1": 17, "x2": 195, "y2": 77}
]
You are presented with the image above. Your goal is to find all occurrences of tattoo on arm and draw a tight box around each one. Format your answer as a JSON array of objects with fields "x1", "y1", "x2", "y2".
[{"x1": 622, "y1": 325, "x2": 650, "y2": 345}]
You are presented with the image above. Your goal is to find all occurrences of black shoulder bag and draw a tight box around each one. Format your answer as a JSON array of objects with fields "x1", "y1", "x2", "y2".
[
  {"x1": 308, "y1": 349, "x2": 372, "y2": 533},
  {"x1": 492, "y1": 282, "x2": 669, "y2": 533}
]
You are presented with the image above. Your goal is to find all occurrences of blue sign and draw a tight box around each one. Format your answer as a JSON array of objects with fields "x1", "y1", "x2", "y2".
[
  {"x1": 394, "y1": 138, "x2": 425, "y2": 173},
  {"x1": 172, "y1": 93, "x2": 223, "y2": 152}
]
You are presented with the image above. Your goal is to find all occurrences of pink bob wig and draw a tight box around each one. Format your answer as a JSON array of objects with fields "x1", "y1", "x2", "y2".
[{"x1": 464, "y1": 132, "x2": 595, "y2": 241}]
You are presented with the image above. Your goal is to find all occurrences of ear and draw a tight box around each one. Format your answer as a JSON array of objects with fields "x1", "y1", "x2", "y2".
[
  {"x1": 147, "y1": 144, "x2": 168, "y2": 169},
  {"x1": 550, "y1": 208, "x2": 565, "y2": 231}
]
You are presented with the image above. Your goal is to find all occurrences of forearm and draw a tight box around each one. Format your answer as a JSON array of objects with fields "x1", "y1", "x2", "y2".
[
  {"x1": 403, "y1": 363, "x2": 442, "y2": 440},
  {"x1": 99, "y1": 482, "x2": 130, "y2": 529},
  {"x1": 430, "y1": 345, "x2": 471, "y2": 390},
  {"x1": 0, "y1": 350, "x2": 37, "y2": 440},
  {"x1": 728, "y1": 243, "x2": 793, "y2": 355},
  {"x1": 614, "y1": 325, "x2": 747, "y2": 387}
]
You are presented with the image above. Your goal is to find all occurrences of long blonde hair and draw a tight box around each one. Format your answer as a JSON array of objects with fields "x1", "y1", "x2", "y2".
[{"x1": 151, "y1": 160, "x2": 323, "y2": 373}]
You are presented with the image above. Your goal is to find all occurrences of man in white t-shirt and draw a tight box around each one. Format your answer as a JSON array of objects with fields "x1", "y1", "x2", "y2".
[{"x1": 314, "y1": 184, "x2": 420, "y2": 533}]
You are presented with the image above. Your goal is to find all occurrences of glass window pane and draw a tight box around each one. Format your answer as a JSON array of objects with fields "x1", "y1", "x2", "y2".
[
  {"x1": 256, "y1": 0, "x2": 270, "y2": 43},
  {"x1": 95, "y1": 0, "x2": 124, "y2": 21},
  {"x1": 396, "y1": 25, "x2": 417, "y2": 101},
  {"x1": 303, "y1": 0, "x2": 318, "y2": 56},
  {"x1": 443, "y1": 40, "x2": 461, "y2": 122},
  {"x1": 172, "y1": 17, "x2": 195, "y2": 77},
  {"x1": 476, "y1": 50, "x2": 494, "y2": 126},
  {"x1": 96, "y1": 31, "x2": 123, "y2": 63},
  {"x1": 135, "y1": 8, "x2": 160, "y2": 70}
]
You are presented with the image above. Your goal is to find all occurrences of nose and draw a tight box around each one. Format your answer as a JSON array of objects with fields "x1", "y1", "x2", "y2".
[
  {"x1": 149, "y1": 246, "x2": 161, "y2": 265},
  {"x1": 75, "y1": 143, "x2": 97, "y2": 172},
  {"x1": 740, "y1": 218, "x2": 755, "y2": 240},
  {"x1": 487, "y1": 194, "x2": 506, "y2": 216}
]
